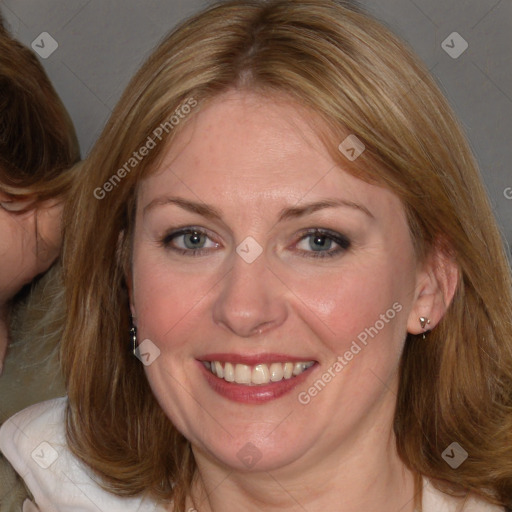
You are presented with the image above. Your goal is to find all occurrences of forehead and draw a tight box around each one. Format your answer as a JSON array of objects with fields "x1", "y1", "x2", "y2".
[{"x1": 137, "y1": 90, "x2": 402, "y2": 218}]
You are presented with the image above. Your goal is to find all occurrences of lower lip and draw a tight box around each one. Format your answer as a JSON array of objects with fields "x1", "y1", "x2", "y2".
[{"x1": 197, "y1": 361, "x2": 317, "y2": 404}]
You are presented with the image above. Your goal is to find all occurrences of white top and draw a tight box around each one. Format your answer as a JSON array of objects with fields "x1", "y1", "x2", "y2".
[{"x1": 0, "y1": 398, "x2": 505, "y2": 512}]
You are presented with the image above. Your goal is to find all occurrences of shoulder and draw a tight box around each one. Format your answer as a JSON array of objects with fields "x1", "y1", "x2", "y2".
[
  {"x1": 0, "y1": 398, "x2": 167, "y2": 512},
  {"x1": 422, "y1": 477, "x2": 506, "y2": 512}
]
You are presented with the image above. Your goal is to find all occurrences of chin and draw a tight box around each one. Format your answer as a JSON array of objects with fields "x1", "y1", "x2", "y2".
[{"x1": 200, "y1": 442, "x2": 301, "y2": 473}]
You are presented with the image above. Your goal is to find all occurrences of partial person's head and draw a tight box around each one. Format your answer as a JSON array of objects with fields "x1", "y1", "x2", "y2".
[
  {"x1": 0, "y1": 17, "x2": 80, "y2": 330},
  {"x1": 61, "y1": 1, "x2": 512, "y2": 510}
]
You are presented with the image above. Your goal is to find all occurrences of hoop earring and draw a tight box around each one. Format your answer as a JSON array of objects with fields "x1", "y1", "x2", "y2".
[{"x1": 419, "y1": 317, "x2": 431, "y2": 340}]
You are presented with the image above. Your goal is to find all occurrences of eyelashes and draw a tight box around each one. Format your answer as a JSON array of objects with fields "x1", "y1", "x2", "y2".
[
  {"x1": 159, "y1": 226, "x2": 351, "y2": 259},
  {"x1": 160, "y1": 227, "x2": 219, "y2": 256},
  {"x1": 295, "y1": 228, "x2": 350, "y2": 258}
]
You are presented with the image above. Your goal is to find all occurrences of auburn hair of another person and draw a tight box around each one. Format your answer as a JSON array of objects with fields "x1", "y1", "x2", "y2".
[
  {"x1": 59, "y1": 1, "x2": 512, "y2": 511},
  {"x1": 0, "y1": 16, "x2": 80, "y2": 203}
]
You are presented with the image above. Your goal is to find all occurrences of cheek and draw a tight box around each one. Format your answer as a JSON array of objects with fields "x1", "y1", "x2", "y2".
[
  {"x1": 35, "y1": 203, "x2": 63, "y2": 268},
  {"x1": 0, "y1": 216, "x2": 38, "y2": 300},
  {"x1": 285, "y1": 253, "x2": 414, "y2": 360},
  {"x1": 131, "y1": 248, "x2": 214, "y2": 351}
]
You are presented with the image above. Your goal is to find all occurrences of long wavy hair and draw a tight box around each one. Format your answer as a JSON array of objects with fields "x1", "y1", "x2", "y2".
[{"x1": 60, "y1": 1, "x2": 512, "y2": 510}]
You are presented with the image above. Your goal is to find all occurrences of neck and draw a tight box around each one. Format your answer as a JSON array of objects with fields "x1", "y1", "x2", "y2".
[{"x1": 187, "y1": 403, "x2": 417, "y2": 512}]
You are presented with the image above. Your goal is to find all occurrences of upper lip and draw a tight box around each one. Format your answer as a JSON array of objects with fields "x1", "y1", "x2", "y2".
[{"x1": 198, "y1": 353, "x2": 317, "y2": 365}]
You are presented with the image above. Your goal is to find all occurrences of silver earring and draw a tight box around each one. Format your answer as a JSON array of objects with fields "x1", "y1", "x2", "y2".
[
  {"x1": 130, "y1": 324, "x2": 138, "y2": 356},
  {"x1": 419, "y1": 317, "x2": 431, "y2": 340}
]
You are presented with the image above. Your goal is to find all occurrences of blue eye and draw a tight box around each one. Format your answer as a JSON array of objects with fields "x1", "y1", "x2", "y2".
[
  {"x1": 308, "y1": 234, "x2": 333, "y2": 251},
  {"x1": 181, "y1": 231, "x2": 207, "y2": 249},
  {"x1": 160, "y1": 227, "x2": 350, "y2": 259},
  {"x1": 161, "y1": 228, "x2": 218, "y2": 256},
  {"x1": 295, "y1": 229, "x2": 351, "y2": 258}
]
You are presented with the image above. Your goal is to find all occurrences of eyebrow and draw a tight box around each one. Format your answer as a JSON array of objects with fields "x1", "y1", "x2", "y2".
[
  {"x1": 143, "y1": 196, "x2": 374, "y2": 221},
  {"x1": 143, "y1": 196, "x2": 223, "y2": 219},
  {"x1": 278, "y1": 198, "x2": 374, "y2": 221}
]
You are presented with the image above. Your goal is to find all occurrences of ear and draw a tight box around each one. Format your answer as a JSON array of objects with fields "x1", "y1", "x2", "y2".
[
  {"x1": 407, "y1": 242, "x2": 459, "y2": 335},
  {"x1": 117, "y1": 230, "x2": 137, "y2": 322}
]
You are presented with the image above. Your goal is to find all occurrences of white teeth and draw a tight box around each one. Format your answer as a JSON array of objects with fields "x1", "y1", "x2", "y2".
[
  {"x1": 293, "y1": 362, "x2": 307, "y2": 376},
  {"x1": 252, "y1": 364, "x2": 270, "y2": 384},
  {"x1": 235, "y1": 364, "x2": 252, "y2": 384},
  {"x1": 214, "y1": 361, "x2": 223, "y2": 378},
  {"x1": 205, "y1": 360, "x2": 314, "y2": 385},
  {"x1": 269, "y1": 362, "x2": 284, "y2": 382},
  {"x1": 283, "y1": 362, "x2": 294, "y2": 379},
  {"x1": 224, "y1": 362, "x2": 235, "y2": 382}
]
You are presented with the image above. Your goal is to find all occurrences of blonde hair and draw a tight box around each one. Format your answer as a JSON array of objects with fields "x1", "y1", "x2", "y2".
[{"x1": 60, "y1": 1, "x2": 512, "y2": 510}]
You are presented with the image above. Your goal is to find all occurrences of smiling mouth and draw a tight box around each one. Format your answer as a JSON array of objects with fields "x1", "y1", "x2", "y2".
[{"x1": 201, "y1": 360, "x2": 315, "y2": 386}]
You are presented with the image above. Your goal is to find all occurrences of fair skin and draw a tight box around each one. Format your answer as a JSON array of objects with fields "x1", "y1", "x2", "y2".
[
  {"x1": 129, "y1": 91, "x2": 458, "y2": 512},
  {"x1": 0, "y1": 190, "x2": 62, "y2": 373}
]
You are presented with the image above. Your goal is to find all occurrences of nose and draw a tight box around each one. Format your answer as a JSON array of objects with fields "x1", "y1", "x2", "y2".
[{"x1": 212, "y1": 248, "x2": 288, "y2": 338}]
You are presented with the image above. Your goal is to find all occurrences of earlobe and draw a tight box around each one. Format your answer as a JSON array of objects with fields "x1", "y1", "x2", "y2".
[{"x1": 407, "y1": 243, "x2": 459, "y2": 335}]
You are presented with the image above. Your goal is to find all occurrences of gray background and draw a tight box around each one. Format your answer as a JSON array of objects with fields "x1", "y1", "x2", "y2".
[{"x1": 1, "y1": 0, "x2": 511, "y2": 248}]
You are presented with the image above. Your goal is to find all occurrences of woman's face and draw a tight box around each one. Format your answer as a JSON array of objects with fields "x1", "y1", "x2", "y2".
[
  {"x1": 130, "y1": 91, "x2": 428, "y2": 473},
  {"x1": 0, "y1": 191, "x2": 63, "y2": 305}
]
